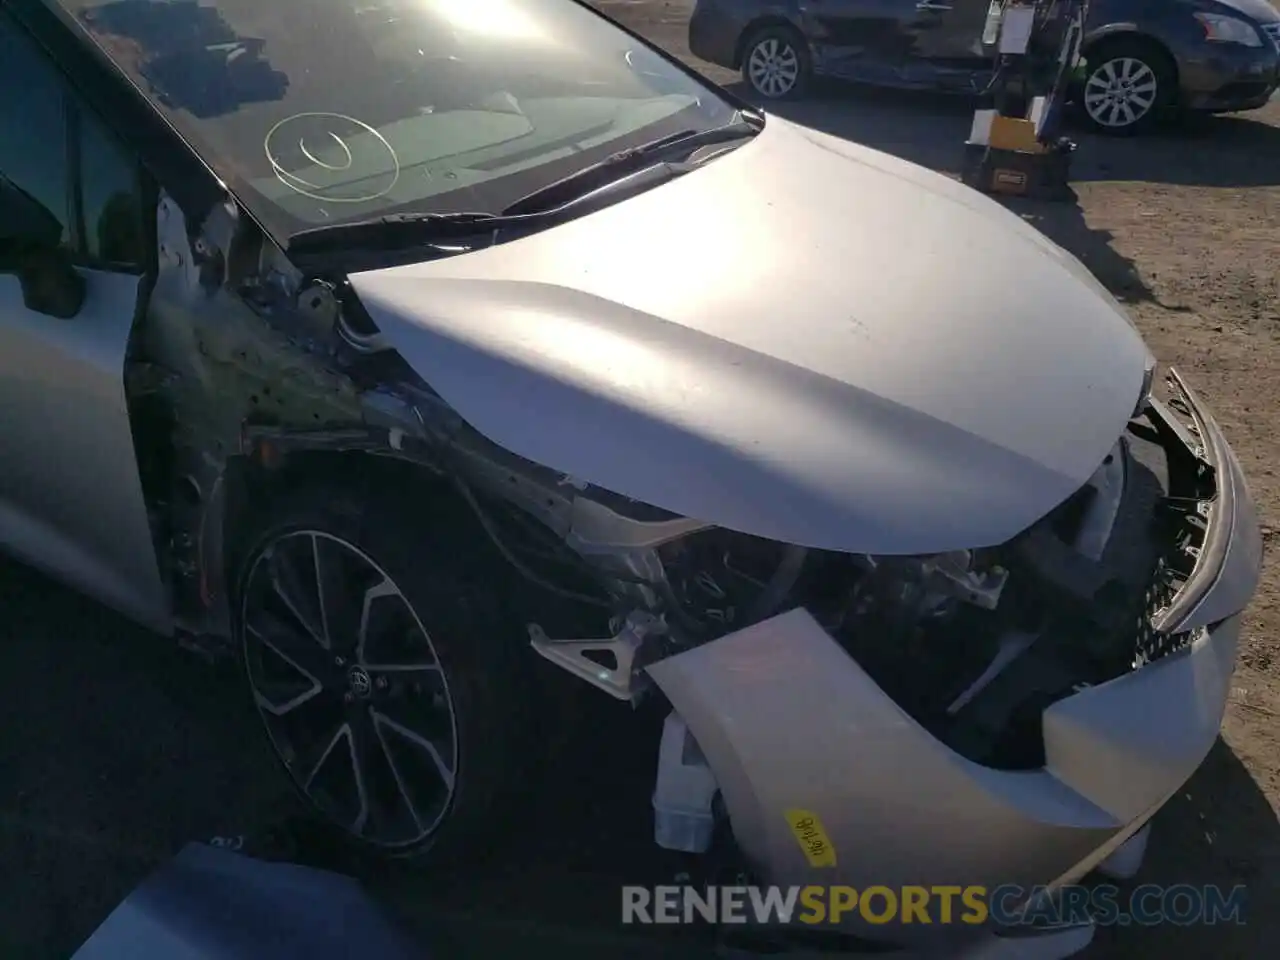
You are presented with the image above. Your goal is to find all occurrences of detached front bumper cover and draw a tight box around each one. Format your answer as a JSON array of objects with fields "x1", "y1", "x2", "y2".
[{"x1": 646, "y1": 368, "x2": 1261, "y2": 949}]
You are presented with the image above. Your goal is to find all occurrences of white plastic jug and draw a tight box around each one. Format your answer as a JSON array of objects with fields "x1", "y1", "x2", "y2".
[{"x1": 652, "y1": 711, "x2": 719, "y2": 853}]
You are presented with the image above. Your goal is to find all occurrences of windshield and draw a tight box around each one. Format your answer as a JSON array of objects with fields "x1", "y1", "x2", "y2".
[{"x1": 56, "y1": 0, "x2": 736, "y2": 235}]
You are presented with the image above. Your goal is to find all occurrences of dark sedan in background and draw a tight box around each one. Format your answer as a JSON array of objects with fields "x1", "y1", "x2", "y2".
[{"x1": 688, "y1": 0, "x2": 1280, "y2": 133}]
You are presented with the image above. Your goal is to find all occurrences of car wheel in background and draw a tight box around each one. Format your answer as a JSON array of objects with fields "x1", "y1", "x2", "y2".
[
  {"x1": 1077, "y1": 38, "x2": 1177, "y2": 135},
  {"x1": 233, "y1": 484, "x2": 529, "y2": 865},
  {"x1": 741, "y1": 24, "x2": 811, "y2": 100}
]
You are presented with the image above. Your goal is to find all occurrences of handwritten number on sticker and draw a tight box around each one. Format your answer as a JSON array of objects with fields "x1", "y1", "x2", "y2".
[{"x1": 785, "y1": 808, "x2": 837, "y2": 868}]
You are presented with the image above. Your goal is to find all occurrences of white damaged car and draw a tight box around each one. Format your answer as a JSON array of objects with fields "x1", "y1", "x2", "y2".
[{"x1": 0, "y1": 0, "x2": 1261, "y2": 954}]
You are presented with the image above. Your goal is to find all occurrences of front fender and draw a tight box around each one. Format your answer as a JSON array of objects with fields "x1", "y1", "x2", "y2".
[{"x1": 1082, "y1": 22, "x2": 1145, "y2": 51}]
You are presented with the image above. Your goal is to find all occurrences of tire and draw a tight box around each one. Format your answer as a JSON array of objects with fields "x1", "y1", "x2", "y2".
[
  {"x1": 741, "y1": 24, "x2": 812, "y2": 101},
  {"x1": 232, "y1": 482, "x2": 529, "y2": 865},
  {"x1": 1076, "y1": 39, "x2": 1177, "y2": 135}
]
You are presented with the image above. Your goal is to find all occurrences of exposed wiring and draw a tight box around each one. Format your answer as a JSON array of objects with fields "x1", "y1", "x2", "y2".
[
  {"x1": 453, "y1": 474, "x2": 800, "y2": 636},
  {"x1": 979, "y1": 56, "x2": 1011, "y2": 98},
  {"x1": 496, "y1": 498, "x2": 662, "y2": 590},
  {"x1": 454, "y1": 475, "x2": 715, "y2": 635},
  {"x1": 454, "y1": 476, "x2": 615, "y2": 609}
]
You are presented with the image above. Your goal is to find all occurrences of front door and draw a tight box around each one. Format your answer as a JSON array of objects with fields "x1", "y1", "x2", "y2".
[
  {"x1": 0, "y1": 12, "x2": 170, "y2": 632},
  {"x1": 905, "y1": 0, "x2": 996, "y2": 62},
  {"x1": 800, "y1": 0, "x2": 992, "y2": 78},
  {"x1": 799, "y1": 0, "x2": 925, "y2": 73}
]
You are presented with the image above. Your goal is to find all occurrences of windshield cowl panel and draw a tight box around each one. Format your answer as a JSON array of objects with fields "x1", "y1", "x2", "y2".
[{"x1": 55, "y1": 0, "x2": 738, "y2": 246}]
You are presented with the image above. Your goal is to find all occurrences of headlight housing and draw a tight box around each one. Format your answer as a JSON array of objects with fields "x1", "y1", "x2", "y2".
[{"x1": 1194, "y1": 13, "x2": 1263, "y2": 46}]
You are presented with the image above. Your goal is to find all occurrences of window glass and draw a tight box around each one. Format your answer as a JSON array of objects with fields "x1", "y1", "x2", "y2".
[
  {"x1": 79, "y1": 114, "x2": 144, "y2": 265},
  {"x1": 0, "y1": 16, "x2": 70, "y2": 245},
  {"x1": 59, "y1": 0, "x2": 739, "y2": 236}
]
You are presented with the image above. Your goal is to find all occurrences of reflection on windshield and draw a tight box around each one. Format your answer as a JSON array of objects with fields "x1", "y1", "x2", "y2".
[
  {"x1": 78, "y1": 0, "x2": 289, "y2": 118},
  {"x1": 62, "y1": 0, "x2": 735, "y2": 236}
]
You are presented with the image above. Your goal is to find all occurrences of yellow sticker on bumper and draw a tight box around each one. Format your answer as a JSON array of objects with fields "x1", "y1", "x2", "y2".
[{"x1": 785, "y1": 808, "x2": 837, "y2": 868}]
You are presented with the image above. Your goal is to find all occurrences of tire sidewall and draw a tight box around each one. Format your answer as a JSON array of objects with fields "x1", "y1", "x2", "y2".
[{"x1": 742, "y1": 26, "x2": 811, "y2": 100}]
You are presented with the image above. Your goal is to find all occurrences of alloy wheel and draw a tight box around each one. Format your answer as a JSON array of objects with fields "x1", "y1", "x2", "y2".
[
  {"x1": 241, "y1": 530, "x2": 459, "y2": 850},
  {"x1": 747, "y1": 37, "x2": 800, "y2": 98},
  {"x1": 1083, "y1": 57, "x2": 1158, "y2": 130}
]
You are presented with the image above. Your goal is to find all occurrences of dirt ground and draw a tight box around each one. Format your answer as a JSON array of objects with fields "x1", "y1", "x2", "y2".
[{"x1": 592, "y1": 1, "x2": 1280, "y2": 956}]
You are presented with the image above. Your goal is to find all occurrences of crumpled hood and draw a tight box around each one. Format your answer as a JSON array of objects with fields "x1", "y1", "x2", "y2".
[{"x1": 349, "y1": 116, "x2": 1150, "y2": 554}]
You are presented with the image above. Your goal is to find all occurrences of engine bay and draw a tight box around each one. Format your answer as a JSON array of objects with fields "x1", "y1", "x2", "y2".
[{"x1": 511, "y1": 405, "x2": 1209, "y2": 773}]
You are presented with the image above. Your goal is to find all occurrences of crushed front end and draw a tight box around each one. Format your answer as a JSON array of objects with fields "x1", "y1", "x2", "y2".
[{"x1": 640, "y1": 369, "x2": 1261, "y2": 950}]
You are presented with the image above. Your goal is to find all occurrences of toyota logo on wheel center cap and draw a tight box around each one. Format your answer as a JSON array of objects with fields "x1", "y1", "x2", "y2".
[{"x1": 348, "y1": 667, "x2": 373, "y2": 698}]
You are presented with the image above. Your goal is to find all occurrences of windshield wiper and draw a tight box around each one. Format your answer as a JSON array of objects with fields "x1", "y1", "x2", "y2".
[
  {"x1": 285, "y1": 111, "x2": 763, "y2": 257},
  {"x1": 286, "y1": 210, "x2": 512, "y2": 256},
  {"x1": 500, "y1": 112, "x2": 761, "y2": 217}
]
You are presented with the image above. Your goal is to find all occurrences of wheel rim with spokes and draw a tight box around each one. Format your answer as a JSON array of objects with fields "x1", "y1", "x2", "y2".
[
  {"x1": 747, "y1": 37, "x2": 800, "y2": 98},
  {"x1": 1083, "y1": 57, "x2": 1158, "y2": 129},
  {"x1": 241, "y1": 530, "x2": 459, "y2": 850}
]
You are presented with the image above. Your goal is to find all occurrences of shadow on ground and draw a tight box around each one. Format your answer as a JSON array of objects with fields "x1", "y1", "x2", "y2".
[
  {"x1": 1089, "y1": 739, "x2": 1280, "y2": 958},
  {"x1": 0, "y1": 560, "x2": 289, "y2": 959},
  {"x1": 1001, "y1": 191, "x2": 1160, "y2": 305},
  {"x1": 746, "y1": 80, "x2": 1280, "y2": 189}
]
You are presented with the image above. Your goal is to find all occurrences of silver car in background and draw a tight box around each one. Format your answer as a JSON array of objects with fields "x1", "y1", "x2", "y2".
[{"x1": 0, "y1": 0, "x2": 1262, "y2": 954}]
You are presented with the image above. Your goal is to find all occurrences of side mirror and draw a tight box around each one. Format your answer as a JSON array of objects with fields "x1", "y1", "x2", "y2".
[{"x1": 0, "y1": 178, "x2": 87, "y2": 319}]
